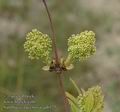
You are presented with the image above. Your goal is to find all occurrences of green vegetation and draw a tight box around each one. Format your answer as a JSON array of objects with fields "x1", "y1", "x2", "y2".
[{"x1": 0, "y1": 0, "x2": 120, "y2": 112}]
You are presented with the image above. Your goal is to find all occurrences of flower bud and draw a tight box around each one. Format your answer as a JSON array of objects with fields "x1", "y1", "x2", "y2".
[
  {"x1": 24, "y1": 29, "x2": 52, "y2": 64},
  {"x1": 67, "y1": 31, "x2": 96, "y2": 61},
  {"x1": 78, "y1": 86, "x2": 104, "y2": 112}
]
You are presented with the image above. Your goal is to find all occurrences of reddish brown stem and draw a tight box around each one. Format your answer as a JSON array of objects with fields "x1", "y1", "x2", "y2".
[
  {"x1": 42, "y1": 0, "x2": 70, "y2": 112},
  {"x1": 42, "y1": 0, "x2": 59, "y2": 65},
  {"x1": 58, "y1": 74, "x2": 70, "y2": 112}
]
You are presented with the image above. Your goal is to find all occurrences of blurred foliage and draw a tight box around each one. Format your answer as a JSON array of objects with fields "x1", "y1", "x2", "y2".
[{"x1": 0, "y1": 0, "x2": 120, "y2": 112}]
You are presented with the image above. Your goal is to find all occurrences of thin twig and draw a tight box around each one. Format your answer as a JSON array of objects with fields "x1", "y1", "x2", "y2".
[
  {"x1": 58, "y1": 74, "x2": 70, "y2": 112},
  {"x1": 41, "y1": 0, "x2": 70, "y2": 112},
  {"x1": 42, "y1": 0, "x2": 59, "y2": 65}
]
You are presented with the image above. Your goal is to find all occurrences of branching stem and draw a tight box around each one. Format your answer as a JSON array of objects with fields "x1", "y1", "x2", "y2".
[
  {"x1": 42, "y1": 0, "x2": 70, "y2": 112},
  {"x1": 42, "y1": 0, "x2": 59, "y2": 65}
]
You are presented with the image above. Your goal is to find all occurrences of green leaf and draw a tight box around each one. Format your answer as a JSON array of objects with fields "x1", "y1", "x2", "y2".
[
  {"x1": 68, "y1": 99, "x2": 79, "y2": 112},
  {"x1": 84, "y1": 91, "x2": 94, "y2": 112},
  {"x1": 66, "y1": 92, "x2": 78, "y2": 107},
  {"x1": 91, "y1": 87, "x2": 104, "y2": 112},
  {"x1": 70, "y1": 78, "x2": 82, "y2": 94},
  {"x1": 42, "y1": 66, "x2": 49, "y2": 71},
  {"x1": 78, "y1": 86, "x2": 104, "y2": 112},
  {"x1": 66, "y1": 64, "x2": 74, "y2": 70}
]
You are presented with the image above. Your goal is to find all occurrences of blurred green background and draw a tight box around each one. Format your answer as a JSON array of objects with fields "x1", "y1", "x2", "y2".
[{"x1": 0, "y1": 0, "x2": 120, "y2": 112}]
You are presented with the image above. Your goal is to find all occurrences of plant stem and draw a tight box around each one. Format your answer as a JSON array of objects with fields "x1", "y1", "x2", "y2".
[
  {"x1": 42, "y1": 0, "x2": 59, "y2": 65},
  {"x1": 42, "y1": 0, "x2": 70, "y2": 112},
  {"x1": 58, "y1": 74, "x2": 70, "y2": 112}
]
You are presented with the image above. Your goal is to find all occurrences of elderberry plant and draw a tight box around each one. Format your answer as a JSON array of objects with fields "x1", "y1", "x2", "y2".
[{"x1": 23, "y1": 0, "x2": 104, "y2": 112}]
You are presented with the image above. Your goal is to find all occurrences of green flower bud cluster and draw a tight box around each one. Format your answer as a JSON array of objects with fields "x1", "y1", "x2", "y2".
[
  {"x1": 67, "y1": 31, "x2": 96, "y2": 61},
  {"x1": 24, "y1": 29, "x2": 96, "y2": 71},
  {"x1": 66, "y1": 79, "x2": 104, "y2": 112},
  {"x1": 78, "y1": 86, "x2": 104, "y2": 112},
  {"x1": 24, "y1": 29, "x2": 52, "y2": 64}
]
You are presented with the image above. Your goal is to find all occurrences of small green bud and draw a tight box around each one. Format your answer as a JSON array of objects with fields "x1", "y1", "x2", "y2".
[
  {"x1": 67, "y1": 31, "x2": 96, "y2": 61},
  {"x1": 24, "y1": 29, "x2": 52, "y2": 64}
]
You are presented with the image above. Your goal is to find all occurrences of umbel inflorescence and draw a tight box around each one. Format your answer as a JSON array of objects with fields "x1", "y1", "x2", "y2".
[
  {"x1": 78, "y1": 86, "x2": 104, "y2": 112},
  {"x1": 68, "y1": 31, "x2": 96, "y2": 60},
  {"x1": 24, "y1": 29, "x2": 96, "y2": 72},
  {"x1": 24, "y1": 29, "x2": 52, "y2": 64},
  {"x1": 64, "y1": 31, "x2": 96, "y2": 68}
]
